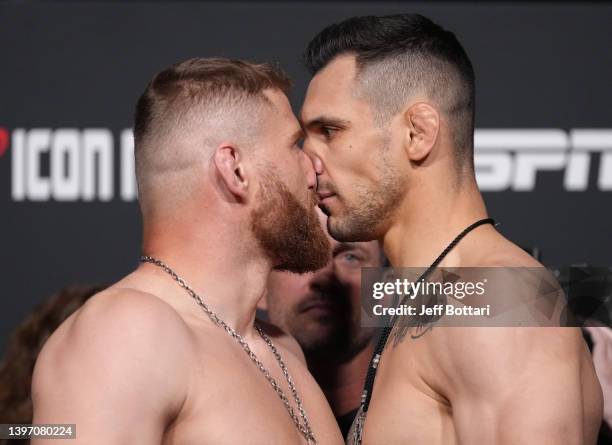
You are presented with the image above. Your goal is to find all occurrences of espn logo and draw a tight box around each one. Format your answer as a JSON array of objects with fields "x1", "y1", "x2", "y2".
[{"x1": 475, "y1": 129, "x2": 612, "y2": 191}]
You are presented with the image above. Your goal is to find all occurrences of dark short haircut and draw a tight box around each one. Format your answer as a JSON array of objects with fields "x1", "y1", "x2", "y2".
[{"x1": 304, "y1": 14, "x2": 476, "y2": 171}]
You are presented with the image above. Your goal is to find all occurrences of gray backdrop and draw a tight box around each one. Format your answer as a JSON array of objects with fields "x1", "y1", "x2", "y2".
[{"x1": 1, "y1": 1, "x2": 611, "y2": 354}]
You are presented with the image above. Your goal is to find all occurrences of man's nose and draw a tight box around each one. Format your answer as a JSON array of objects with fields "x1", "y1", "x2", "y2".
[
  {"x1": 303, "y1": 140, "x2": 325, "y2": 176},
  {"x1": 300, "y1": 151, "x2": 318, "y2": 189}
]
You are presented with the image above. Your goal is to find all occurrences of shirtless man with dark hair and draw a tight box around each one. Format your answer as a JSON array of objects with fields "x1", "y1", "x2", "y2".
[
  {"x1": 32, "y1": 57, "x2": 343, "y2": 445},
  {"x1": 302, "y1": 14, "x2": 603, "y2": 444}
]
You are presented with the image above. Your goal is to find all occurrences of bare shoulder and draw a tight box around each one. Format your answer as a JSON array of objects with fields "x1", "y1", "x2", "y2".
[
  {"x1": 478, "y1": 233, "x2": 543, "y2": 268},
  {"x1": 33, "y1": 286, "x2": 192, "y2": 405},
  {"x1": 466, "y1": 231, "x2": 566, "y2": 322},
  {"x1": 432, "y1": 326, "x2": 584, "y2": 362},
  {"x1": 425, "y1": 326, "x2": 585, "y2": 394},
  {"x1": 257, "y1": 318, "x2": 306, "y2": 365},
  {"x1": 38, "y1": 286, "x2": 193, "y2": 360},
  {"x1": 420, "y1": 326, "x2": 601, "y2": 443}
]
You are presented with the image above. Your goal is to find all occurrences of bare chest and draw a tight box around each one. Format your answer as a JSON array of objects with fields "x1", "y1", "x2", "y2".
[
  {"x1": 163, "y1": 331, "x2": 339, "y2": 445},
  {"x1": 360, "y1": 336, "x2": 457, "y2": 445}
]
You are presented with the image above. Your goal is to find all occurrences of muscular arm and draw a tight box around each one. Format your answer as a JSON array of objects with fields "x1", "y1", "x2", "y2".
[
  {"x1": 430, "y1": 327, "x2": 598, "y2": 445},
  {"x1": 31, "y1": 290, "x2": 189, "y2": 445}
]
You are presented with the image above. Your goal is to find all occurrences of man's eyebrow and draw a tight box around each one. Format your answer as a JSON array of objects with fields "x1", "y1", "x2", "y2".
[{"x1": 300, "y1": 116, "x2": 350, "y2": 129}]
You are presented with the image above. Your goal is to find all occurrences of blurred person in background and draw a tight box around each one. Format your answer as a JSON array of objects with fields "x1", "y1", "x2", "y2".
[{"x1": 0, "y1": 284, "x2": 104, "y2": 445}]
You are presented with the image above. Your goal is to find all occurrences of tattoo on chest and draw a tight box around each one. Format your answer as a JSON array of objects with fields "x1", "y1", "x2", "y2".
[
  {"x1": 389, "y1": 289, "x2": 445, "y2": 347},
  {"x1": 390, "y1": 319, "x2": 434, "y2": 346}
]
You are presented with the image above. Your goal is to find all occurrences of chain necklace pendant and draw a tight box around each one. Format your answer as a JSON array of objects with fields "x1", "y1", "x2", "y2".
[
  {"x1": 348, "y1": 405, "x2": 365, "y2": 445},
  {"x1": 140, "y1": 255, "x2": 317, "y2": 445}
]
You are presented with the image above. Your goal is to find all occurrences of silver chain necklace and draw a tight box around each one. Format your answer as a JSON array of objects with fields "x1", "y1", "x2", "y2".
[{"x1": 140, "y1": 255, "x2": 317, "y2": 445}]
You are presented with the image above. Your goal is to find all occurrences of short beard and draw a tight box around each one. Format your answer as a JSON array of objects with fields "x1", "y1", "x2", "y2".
[
  {"x1": 251, "y1": 172, "x2": 331, "y2": 273},
  {"x1": 329, "y1": 158, "x2": 405, "y2": 242}
]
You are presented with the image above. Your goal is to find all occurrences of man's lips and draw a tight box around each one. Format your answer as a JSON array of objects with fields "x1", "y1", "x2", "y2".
[
  {"x1": 299, "y1": 298, "x2": 338, "y2": 313},
  {"x1": 317, "y1": 191, "x2": 336, "y2": 201}
]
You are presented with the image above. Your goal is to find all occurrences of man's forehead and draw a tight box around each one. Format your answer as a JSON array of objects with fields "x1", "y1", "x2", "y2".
[
  {"x1": 262, "y1": 88, "x2": 301, "y2": 133},
  {"x1": 301, "y1": 54, "x2": 358, "y2": 121},
  {"x1": 263, "y1": 88, "x2": 292, "y2": 114},
  {"x1": 314, "y1": 54, "x2": 358, "y2": 87}
]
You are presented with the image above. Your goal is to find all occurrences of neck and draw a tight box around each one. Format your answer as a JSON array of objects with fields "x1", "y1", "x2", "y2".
[
  {"x1": 384, "y1": 175, "x2": 489, "y2": 268},
  {"x1": 307, "y1": 340, "x2": 375, "y2": 417},
  {"x1": 140, "y1": 218, "x2": 271, "y2": 337}
]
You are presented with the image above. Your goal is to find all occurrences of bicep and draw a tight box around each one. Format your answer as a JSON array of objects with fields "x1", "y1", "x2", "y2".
[
  {"x1": 441, "y1": 328, "x2": 585, "y2": 445},
  {"x1": 451, "y1": 370, "x2": 583, "y2": 444}
]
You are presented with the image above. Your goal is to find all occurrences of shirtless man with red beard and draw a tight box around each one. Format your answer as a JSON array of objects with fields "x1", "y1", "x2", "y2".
[{"x1": 31, "y1": 58, "x2": 343, "y2": 445}]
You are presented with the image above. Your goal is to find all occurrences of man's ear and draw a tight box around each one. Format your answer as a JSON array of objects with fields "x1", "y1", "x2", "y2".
[
  {"x1": 213, "y1": 143, "x2": 249, "y2": 201},
  {"x1": 402, "y1": 102, "x2": 440, "y2": 162}
]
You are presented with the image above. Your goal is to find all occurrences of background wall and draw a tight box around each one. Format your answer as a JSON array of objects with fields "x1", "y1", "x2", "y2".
[{"x1": 1, "y1": 1, "x2": 611, "y2": 354}]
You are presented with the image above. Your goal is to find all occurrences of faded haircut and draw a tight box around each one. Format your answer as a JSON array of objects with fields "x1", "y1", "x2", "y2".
[
  {"x1": 304, "y1": 14, "x2": 476, "y2": 171},
  {"x1": 132, "y1": 57, "x2": 291, "y2": 214}
]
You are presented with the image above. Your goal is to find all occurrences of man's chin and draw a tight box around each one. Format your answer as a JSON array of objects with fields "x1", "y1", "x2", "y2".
[
  {"x1": 301, "y1": 335, "x2": 351, "y2": 360},
  {"x1": 298, "y1": 332, "x2": 340, "y2": 354},
  {"x1": 328, "y1": 212, "x2": 381, "y2": 243}
]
